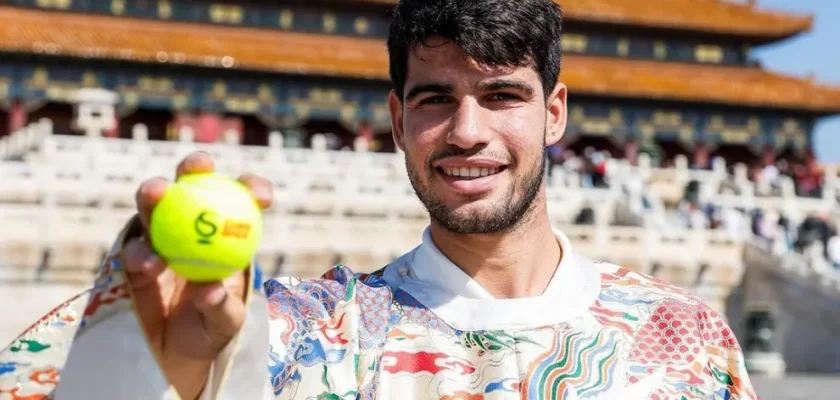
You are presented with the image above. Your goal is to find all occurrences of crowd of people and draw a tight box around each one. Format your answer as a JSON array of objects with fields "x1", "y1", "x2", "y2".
[
  {"x1": 682, "y1": 169, "x2": 839, "y2": 272},
  {"x1": 547, "y1": 144, "x2": 612, "y2": 188},
  {"x1": 749, "y1": 157, "x2": 826, "y2": 199},
  {"x1": 548, "y1": 142, "x2": 839, "y2": 272}
]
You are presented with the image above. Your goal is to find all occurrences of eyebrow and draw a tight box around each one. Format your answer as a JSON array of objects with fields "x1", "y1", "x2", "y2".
[
  {"x1": 404, "y1": 83, "x2": 454, "y2": 103},
  {"x1": 478, "y1": 79, "x2": 536, "y2": 97},
  {"x1": 403, "y1": 78, "x2": 536, "y2": 103}
]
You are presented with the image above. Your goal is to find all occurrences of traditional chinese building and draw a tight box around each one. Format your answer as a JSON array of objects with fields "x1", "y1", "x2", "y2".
[{"x1": 0, "y1": 0, "x2": 839, "y2": 164}]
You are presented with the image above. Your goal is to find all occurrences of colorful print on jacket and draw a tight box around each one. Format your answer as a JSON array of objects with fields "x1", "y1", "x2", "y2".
[
  {"x1": 0, "y1": 244, "x2": 758, "y2": 399},
  {"x1": 264, "y1": 264, "x2": 757, "y2": 399}
]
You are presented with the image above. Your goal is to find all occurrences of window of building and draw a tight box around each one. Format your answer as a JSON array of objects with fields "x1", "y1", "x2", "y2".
[
  {"x1": 561, "y1": 34, "x2": 588, "y2": 53},
  {"x1": 695, "y1": 45, "x2": 724, "y2": 64}
]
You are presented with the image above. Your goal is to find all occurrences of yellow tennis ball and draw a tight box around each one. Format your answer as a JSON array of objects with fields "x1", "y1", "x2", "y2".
[{"x1": 149, "y1": 173, "x2": 263, "y2": 282}]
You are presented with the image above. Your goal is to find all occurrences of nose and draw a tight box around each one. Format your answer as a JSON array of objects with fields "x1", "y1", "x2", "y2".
[{"x1": 446, "y1": 98, "x2": 492, "y2": 149}]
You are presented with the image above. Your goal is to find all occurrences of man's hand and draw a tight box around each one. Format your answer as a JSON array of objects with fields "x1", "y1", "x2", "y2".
[{"x1": 122, "y1": 151, "x2": 273, "y2": 399}]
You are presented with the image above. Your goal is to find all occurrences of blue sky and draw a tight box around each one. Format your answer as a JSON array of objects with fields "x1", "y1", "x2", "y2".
[{"x1": 752, "y1": 0, "x2": 840, "y2": 162}]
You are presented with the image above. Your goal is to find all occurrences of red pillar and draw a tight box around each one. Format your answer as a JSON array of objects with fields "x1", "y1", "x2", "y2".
[
  {"x1": 693, "y1": 144, "x2": 709, "y2": 169},
  {"x1": 103, "y1": 114, "x2": 120, "y2": 138},
  {"x1": 9, "y1": 99, "x2": 27, "y2": 133},
  {"x1": 196, "y1": 112, "x2": 222, "y2": 143},
  {"x1": 625, "y1": 139, "x2": 638, "y2": 166}
]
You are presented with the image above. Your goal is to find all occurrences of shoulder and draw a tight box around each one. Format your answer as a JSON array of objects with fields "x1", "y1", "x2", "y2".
[
  {"x1": 260, "y1": 245, "x2": 421, "y2": 310},
  {"x1": 260, "y1": 264, "x2": 396, "y2": 387},
  {"x1": 591, "y1": 263, "x2": 755, "y2": 398},
  {"x1": 594, "y1": 261, "x2": 704, "y2": 307},
  {"x1": 261, "y1": 264, "x2": 395, "y2": 322},
  {"x1": 592, "y1": 261, "x2": 741, "y2": 350}
]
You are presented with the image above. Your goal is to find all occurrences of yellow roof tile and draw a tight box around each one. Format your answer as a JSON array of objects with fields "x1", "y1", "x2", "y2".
[{"x1": 0, "y1": 6, "x2": 836, "y2": 113}]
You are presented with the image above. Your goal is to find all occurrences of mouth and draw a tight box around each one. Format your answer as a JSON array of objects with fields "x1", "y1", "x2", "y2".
[
  {"x1": 433, "y1": 165, "x2": 508, "y2": 195},
  {"x1": 437, "y1": 166, "x2": 507, "y2": 180}
]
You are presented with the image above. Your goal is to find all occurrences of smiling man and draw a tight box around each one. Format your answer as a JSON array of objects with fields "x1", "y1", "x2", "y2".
[{"x1": 0, "y1": 0, "x2": 759, "y2": 399}]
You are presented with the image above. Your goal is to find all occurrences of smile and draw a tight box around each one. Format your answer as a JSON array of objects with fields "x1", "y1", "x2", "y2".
[
  {"x1": 434, "y1": 166, "x2": 507, "y2": 195},
  {"x1": 439, "y1": 166, "x2": 504, "y2": 180}
]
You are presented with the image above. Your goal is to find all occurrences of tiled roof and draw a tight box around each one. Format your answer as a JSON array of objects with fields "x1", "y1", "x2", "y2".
[
  {"x1": 564, "y1": 55, "x2": 840, "y2": 114},
  {"x1": 351, "y1": 0, "x2": 812, "y2": 41},
  {"x1": 1, "y1": 6, "x2": 837, "y2": 113},
  {"x1": 0, "y1": 6, "x2": 387, "y2": 80}
]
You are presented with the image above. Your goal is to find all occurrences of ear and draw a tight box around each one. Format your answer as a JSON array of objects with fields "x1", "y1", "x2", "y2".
[
  {"x1": 388, "y1": 90, "x2": 406, "y2": 152},
  {"x1": 545, "y1": 81, "x2": 567, "y2": 146}
]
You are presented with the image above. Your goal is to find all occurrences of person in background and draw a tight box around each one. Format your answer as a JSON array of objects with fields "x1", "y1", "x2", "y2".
[{"x1": 546, "y1": 143, "x2": 565, "y2": 177}]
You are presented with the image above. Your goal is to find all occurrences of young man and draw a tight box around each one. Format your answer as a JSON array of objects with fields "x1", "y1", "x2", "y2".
[{"x1": 1, "y1": 0, "x2": 758, "y2": 399}]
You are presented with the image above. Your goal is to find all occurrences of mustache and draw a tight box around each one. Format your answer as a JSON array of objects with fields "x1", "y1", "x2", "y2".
[{"x1": 429, "y1": 147, "x2": 512, "y2": 164}]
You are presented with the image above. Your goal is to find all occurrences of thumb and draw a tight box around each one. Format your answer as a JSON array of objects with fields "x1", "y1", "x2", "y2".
[{"x1": 192, "y1": 283, "x2": 246, "y2": 343}]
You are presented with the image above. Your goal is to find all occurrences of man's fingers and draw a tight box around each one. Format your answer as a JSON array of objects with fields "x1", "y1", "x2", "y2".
[
  {"x1": 124, "y1": 237, "x2": 170, "y2": 344},
  {"x1": 138, "y1": 152, "x2": 215, "y2": 228},
  {"x1": 136, "y1": 178, "x2": 169, "y2": 229},
  {"x1": 238, "y1": 174, "x2": 274, "y2": 210},
  {"x1": 176, "y1": 152, "x2": 216, "y2": 179},
  {"x1": 192, "y1": 283, "x2": 246, "y2": 340},
  {"x1": 123, "y1": 238, "x2": 167, "y2": 286}
]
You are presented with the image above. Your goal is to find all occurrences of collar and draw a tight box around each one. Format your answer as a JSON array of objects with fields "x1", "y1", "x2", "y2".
[{"x1": 382, "y1": 227, "x2": 602, "y2": 331}]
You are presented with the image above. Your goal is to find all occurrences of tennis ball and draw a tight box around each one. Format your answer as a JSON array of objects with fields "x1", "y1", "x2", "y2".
[{"x1": 149, "y1": 173, "x2": 263, "y2": 282}]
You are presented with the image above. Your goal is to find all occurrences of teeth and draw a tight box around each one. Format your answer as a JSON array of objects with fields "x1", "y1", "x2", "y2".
[{"x1": 442, "y1": 167, "x2": 500, "y2": 178}]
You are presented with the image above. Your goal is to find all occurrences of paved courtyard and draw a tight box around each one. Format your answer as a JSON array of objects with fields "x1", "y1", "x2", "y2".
[{"x1": 753, "y1": 375, "x2": 840, "y2": 399}]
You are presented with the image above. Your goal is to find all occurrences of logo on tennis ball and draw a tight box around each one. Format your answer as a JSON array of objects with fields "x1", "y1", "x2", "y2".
[
  {"x1": 222, "y1": 220, "x2": 252, "y2": 239},
  {"x1": 195, "y1": 211, "x2": 219, "y2": 245},
  {"x1": 194, "y1": 210, "x2": 253, "y2": 245}
]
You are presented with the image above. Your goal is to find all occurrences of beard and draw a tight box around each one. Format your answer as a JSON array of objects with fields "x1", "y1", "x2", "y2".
[{"x1": 406, "y1": 143, "x2": 547, "y2": 235}]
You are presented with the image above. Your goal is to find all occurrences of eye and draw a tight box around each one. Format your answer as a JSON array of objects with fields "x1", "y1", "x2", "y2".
[
  {"x1": 487, "y1": 92, "x2": 521, "y2": 102},
  {"x1": 419, "y1": 95, "x2": 451, "y2": 105}
]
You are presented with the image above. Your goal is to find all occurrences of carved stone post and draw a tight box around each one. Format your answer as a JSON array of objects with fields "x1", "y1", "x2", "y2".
[{"x1": 72, "y1": 88, "x2": 120, "y2": 138}]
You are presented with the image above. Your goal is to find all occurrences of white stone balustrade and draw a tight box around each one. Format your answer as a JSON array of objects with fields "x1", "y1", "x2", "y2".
[
  {"x1": 4, "y1": 119, "x2": 838, "y2": 225},
  {"x1": 1, "y1": 160, "x2": 623, "y2": 226},
  {"x1": 2, "y1": 118, "x2": 839, "y2": 299},
  {"x1": 0, "y1": 200, "x2": 743, "y2": 285},
  {"x1": 0, "y1": 119, "x2": 53, "y2": 160},
  {"x1": 8, "y1": 120, "x2": 826, "y2": 217}
]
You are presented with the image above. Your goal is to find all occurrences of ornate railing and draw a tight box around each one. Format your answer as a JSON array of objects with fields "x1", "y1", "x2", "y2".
[
  {"x1": 2, "y1": 119, "x2": 838, "y2": 300},
  {"x1": 0, "y1": 119, "x2": 53, "y2": 160}
]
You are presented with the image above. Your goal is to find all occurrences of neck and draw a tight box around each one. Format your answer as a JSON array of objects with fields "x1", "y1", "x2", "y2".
[{"x1": 429, "y1": 201, "x2": 562, "y2": 299}]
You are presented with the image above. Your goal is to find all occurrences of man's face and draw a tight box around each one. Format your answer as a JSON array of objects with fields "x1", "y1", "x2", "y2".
[{"x1": 389, "y1": 38, "x2": 567, "y2": 234}]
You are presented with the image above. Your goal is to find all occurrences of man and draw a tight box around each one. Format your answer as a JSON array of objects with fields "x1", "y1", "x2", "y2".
[{"x1": 1, "y1": 0, "x2": 758, "y2": 398}]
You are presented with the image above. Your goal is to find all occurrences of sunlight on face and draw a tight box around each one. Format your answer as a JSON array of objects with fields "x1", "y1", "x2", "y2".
[{"x1": 389, "y1": 39, "x2": 567, "y2": 234}]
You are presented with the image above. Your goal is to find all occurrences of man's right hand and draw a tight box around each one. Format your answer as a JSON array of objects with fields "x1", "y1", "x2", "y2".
[{"x1": 122, "y1": 151, "x2": 274, "y2": 400}]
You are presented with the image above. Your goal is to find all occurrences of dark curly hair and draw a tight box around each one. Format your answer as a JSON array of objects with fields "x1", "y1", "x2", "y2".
[{"x1": 387, "y1": 0, "x2": 564, "y2": 101}]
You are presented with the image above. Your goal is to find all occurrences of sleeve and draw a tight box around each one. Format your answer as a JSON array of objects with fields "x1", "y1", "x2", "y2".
[
  {"x1": 697, "y1": 305, "x2": 760, "y2": 400},
  {"x1": 627, "y1": 298, "x2": 760, "y2": 400},
  {"x1": 0, "y1": 215, "x2": 274, "y2": 400}
]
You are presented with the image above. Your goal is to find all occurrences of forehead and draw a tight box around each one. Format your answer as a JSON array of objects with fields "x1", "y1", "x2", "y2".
[{"x1": 406, "y1": 38, "x2": 541, "y2": 88}]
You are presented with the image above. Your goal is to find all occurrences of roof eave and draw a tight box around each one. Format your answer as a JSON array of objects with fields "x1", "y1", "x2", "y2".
[
  {"x1": 6, "y1": 49, "x2": 838, "y2": 116},
  {"x1": 343, "y1": 0, "x2": 814, "y2": 44},
  {"x1": 568, "y1": 89, "x2": 840, "y2": 116}
]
